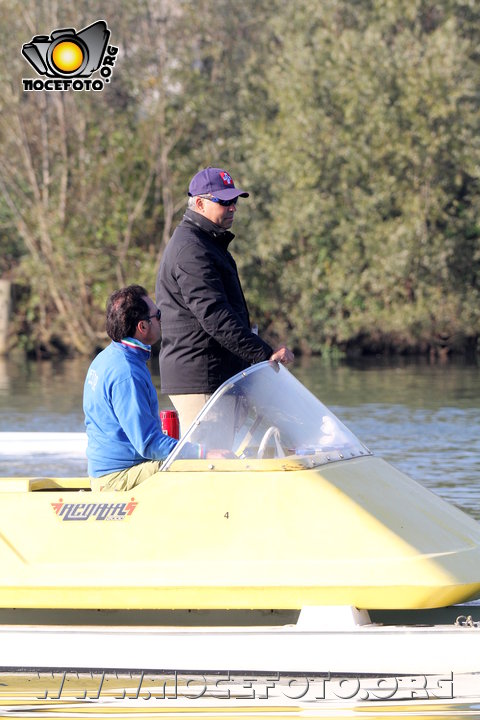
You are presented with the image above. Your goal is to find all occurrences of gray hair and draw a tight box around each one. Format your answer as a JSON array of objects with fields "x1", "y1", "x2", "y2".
[{"x1": 187, "y1": 195, "x2": 197, "y2": 209}]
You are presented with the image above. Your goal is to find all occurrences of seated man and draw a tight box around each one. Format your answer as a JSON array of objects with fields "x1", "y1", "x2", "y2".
[{"x1": 83, "y1": 285, "x2": 178, "y2": 491}]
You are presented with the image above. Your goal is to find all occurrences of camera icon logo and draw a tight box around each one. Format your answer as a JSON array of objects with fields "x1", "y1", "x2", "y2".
[{"x1": 22, "y1": 20, "x2": 118, "y2": 91}]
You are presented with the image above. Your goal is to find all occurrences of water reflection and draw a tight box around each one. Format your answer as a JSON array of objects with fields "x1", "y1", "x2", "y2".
[
  {"x1": 294, "y1": 356, "x2": 480, "y2": 409},
  {"x1": 0, "y1": 668, "x2": 478, "y2": 718},
  {"x1": 0, "y1": 357, "x2": 87, "y2": 431},
  {"x1": 0, "y1": 358, "x2": 9, "y2": 393}
]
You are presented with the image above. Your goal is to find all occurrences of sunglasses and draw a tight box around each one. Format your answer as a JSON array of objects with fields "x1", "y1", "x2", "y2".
[
  {"x1": 201, "y1": 195, "x2": 238, "y2": 207},
  {"x1": 144, "y1": 309, "x2": 161, "y2": 322}
]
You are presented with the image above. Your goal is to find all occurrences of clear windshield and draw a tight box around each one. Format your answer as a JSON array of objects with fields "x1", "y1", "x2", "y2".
[{"x1": 162, "y1": 362, "x2": 370, "y2": 470}]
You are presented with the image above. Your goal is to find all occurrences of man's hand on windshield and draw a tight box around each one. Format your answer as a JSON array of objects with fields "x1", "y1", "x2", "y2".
[{"x1": 270, "y1": 345, "x2": 294, "y2": 365}]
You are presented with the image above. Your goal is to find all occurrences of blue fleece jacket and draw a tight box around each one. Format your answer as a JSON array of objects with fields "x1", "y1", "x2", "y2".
[{"x1": 83, "y1": 339, "x2": 178, "y2": 477}]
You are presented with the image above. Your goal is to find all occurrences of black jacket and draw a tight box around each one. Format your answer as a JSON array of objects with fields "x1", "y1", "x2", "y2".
[{"x1": 156, "y1": 209, "x2": 273, "y2": 393}]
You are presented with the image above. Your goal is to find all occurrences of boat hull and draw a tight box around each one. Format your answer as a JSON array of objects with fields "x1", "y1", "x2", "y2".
[{"x1": 1, "y1": 455, "x2": 480, "y2": 610}]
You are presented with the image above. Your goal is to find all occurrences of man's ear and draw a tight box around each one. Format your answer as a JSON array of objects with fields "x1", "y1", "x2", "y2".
[
  {"x1": 135, "y1": 319, "x2": 149, "y2": 338},
  {"x1": 195, "y1": 196, "x2": 205, "y2": 213}
]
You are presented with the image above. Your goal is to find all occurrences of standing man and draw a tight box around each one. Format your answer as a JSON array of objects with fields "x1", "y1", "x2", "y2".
[
  {"x1": 84, "y1": 285, "x2": 178, "y2": 491},
  {"x1": 156, "y1": 166, "x2": 294, "y2": 434}
]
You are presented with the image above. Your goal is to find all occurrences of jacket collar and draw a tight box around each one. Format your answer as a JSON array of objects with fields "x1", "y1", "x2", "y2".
[
  {"x1": 183, "y1": 208, "x2": 235, "y2": 248},
  {"x1": 117, "y1": 337, "x2": 151, "y2": 360}
]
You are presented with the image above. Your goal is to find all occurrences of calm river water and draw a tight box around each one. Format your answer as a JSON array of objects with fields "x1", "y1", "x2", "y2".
[{"x1": 0, "y1": 353, "x2": 479, "y2": 519}]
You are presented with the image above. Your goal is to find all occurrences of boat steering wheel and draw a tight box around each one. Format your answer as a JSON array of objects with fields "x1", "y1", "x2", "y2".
[{"x1": 257, "y1": 426, "x2": 286, "y2": 459}]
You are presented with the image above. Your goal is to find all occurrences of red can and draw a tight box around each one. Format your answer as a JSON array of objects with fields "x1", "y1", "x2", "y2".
[{"x1": 160, "y1": 409, "x2": 180, "y2": 440}]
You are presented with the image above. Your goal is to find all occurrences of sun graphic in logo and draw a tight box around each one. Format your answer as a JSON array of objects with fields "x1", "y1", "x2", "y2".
[{"x1": 51, "y1": 40, "x2": 84, "y2": 74}]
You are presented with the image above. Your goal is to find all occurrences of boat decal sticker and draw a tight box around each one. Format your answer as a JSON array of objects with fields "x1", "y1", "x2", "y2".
[{"x1": 51, "y1": 497, "x2": 138, "y2": 521}]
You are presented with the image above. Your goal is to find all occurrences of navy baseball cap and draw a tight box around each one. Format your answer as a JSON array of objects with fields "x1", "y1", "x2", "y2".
[{"x1": 188, "y1": 167, "x2": 249, "y2": 200}]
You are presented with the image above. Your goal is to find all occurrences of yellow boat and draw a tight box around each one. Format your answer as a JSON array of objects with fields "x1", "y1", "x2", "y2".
[{"x1": 1, "y1": 361, "x2": 480, "y2": 678}]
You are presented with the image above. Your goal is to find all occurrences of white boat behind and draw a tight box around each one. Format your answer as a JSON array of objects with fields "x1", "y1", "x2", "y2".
[
  {"x1": 0, "y1": 432, "x2": 87, "y2": 457},
  {"x1": 0, "y1": 605, "x2": 479, "y2": 676}
]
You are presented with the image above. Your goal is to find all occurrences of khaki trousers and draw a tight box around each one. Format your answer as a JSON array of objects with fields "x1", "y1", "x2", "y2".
[
  {"x1": 91, "y1": 459, "x2": 163, "y2": 492},
  {"x1": 169, "y1": 393, "x2": 211, "y2": 436}
]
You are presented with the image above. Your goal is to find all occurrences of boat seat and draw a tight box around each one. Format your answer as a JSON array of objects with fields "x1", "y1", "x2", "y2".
[{"x1": 28, "y1": 477, "x2": 91, "y2": 491}]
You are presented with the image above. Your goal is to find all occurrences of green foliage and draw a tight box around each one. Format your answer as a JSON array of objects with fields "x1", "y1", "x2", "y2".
[
  {"x1": 238, "y1": 0, "x2": 480, "y2": 355},
  {"x1": 0, "y1": 0, "x2": 479, "y2": 357}
]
